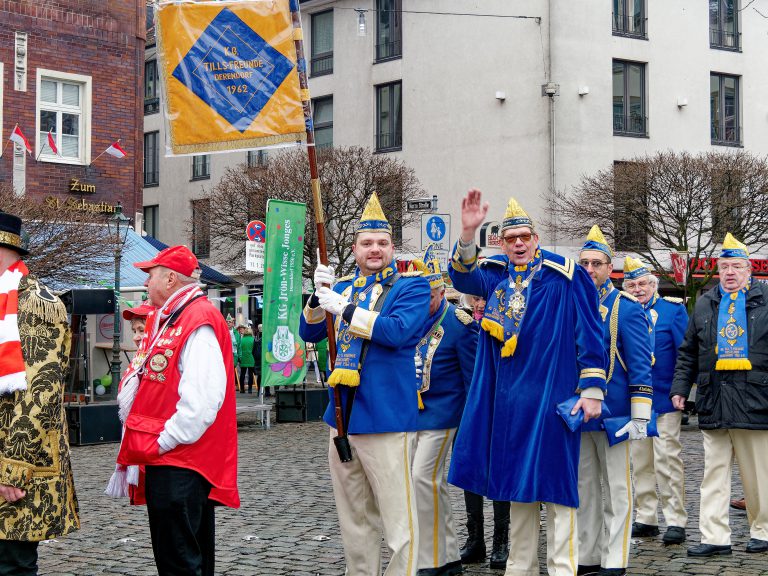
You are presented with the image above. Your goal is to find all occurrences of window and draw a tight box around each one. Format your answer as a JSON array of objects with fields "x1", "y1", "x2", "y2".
[
  {"x1": 710, "y1": 0, "x2": 740, "y2": 51},
  {"x1": 144, "y1": 60, "x2": 159, "y2": 115},
  {"x1": 192, "y1": 199, "x2": 211, "y2": 258},
  {"x1": 613, "y1": 161, "x2": 648, "y2": 250},
  {"x1": 144, "y1": 205, "x2": 159, "y2": 238},
  {"x1": 711, "y1": 73, "x2": 740, "y2": 145},
  {"x1": 192, "y1": 155, "x2": 210, "y2": 180},
  {"x1": 376, "y1": 82, "x2": 402, "y2": 152},
  {"x1": 311, "y1": 10, "x2": 333, "y2": 76},
  {"x1": 36, "y1": 69, "x2": 91, "y2": 164},
  {"x1": 312, "y1": 96, "x2": 333, "y2": 149},
  {"x1": 376, "y1": 0, "x2": 402, "y2": 61},
  {"x1": 144, "y1": 131, "x2": 159, "y2": 187},
  {"x1": 247, "y1": 150, "x2": 269, "y2": 168},
  {"x1": 612, "y1": 60, "x2": 647, "y2": 137},
  {"x1": 612, "y1": 0, "x2": 646, "y2": 38}
]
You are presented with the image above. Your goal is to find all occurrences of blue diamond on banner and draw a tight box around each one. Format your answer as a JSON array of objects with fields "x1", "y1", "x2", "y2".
[{"x1": 172, "y1": 8, "x2": 295, "y2": 133}]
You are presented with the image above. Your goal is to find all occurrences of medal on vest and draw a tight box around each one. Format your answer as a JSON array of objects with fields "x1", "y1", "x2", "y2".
[{"x1": 149, "y1": 353, "x2": 169, "y2": 372}]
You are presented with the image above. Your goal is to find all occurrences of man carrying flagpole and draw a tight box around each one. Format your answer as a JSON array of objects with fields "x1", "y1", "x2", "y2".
[{"x1": 300, "y1": 193, "x2": 431, "y2": 576}]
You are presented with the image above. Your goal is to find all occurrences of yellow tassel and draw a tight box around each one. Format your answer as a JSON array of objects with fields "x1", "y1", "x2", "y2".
[
  {"x1": 328, "y1": 368, "x2": 361, "y2": 387},
  {"x1": 715, "y1": 358, "x2": 753, "y2": 371},
  {"x1": 651, "y1": 353, "x2": 656, "y2": 367},
  {"x1": 481, "y1": 318, "x2": 505, "y2": 342},
  {"x1": 501, "y1": 334, "x2": 518, "y2": 358},
  {"x1": 417, "y1": 391, "x2": 424, "y2": 410}
]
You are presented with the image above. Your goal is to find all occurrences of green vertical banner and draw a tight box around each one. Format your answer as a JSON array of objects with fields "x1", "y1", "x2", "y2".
[{"x1": 262, "y1": 199, "x2": 308, "y2": 387}]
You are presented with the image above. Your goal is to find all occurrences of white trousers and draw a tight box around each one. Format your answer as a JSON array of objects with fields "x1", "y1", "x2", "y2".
[
  {"x1": 328, "y1": 429, "x2": 419, "y2": 576},
  {"x1": 699, "y1": 428, "x2": 768, "y2": 544},
  {"x1": 578, "y1": 431, "x2": 633, "y2": 569},
  {"x1": 413, "y1": 428, "x2": 459, "y2": 571},
  {"x1": 631, "y1": 410, "x2": 687, "y2": 528},
  {"x1": 504, "y1": 501, "x2": 578, "y2": 576}
]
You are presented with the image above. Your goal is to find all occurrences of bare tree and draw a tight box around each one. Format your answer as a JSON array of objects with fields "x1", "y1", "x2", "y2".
[
  {"x1": 0, "y1": 185, "x2": 118, "y2": 288},
  {"x1": 549, "y1": 150, "x2": 768, "y2": 306},
  {"x1": 200, "y1": 146, "x2": 426, "y2": 277}
]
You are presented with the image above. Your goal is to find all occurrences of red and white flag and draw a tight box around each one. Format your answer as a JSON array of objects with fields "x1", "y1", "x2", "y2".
[
  {"x1": 104, "y1": 140, "x2": 127, "y2": 159},
  {"x1": 8, "y1": 125, "x2": 32, "y2": 156},
  {"x1": 47, "y1": 130, "x2": 60, "y2": 156}
]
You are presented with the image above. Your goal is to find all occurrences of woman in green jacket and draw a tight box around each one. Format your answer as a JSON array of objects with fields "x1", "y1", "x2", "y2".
[{"x1": 237, "y1": 326, "x2": 257, "y2": 394}]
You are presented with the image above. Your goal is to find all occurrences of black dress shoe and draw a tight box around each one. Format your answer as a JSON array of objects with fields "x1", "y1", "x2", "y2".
[
  {"x1": 597, "y1": 569, "x2": 626, "y2": 576},
  {"x1": 687, "y1": 543, "x2": 732, "y2": 557},
  {"x1": 632, "y1": 522, "x2": 660, "y2": 537},
  {"x1": 577, "y1": 565, "x2": 601, "y2": 576},
  {"x1": 746, "y1": 538, "x2": 768, "y2": 553},
  {"x1": 663, "y1": 526, "x2": 686, "y2": 545}
]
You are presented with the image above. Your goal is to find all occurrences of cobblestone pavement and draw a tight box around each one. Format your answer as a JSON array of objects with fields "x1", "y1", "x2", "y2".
[{"x1": 37, "y1": 403, "x2": 766, "y2": 575}]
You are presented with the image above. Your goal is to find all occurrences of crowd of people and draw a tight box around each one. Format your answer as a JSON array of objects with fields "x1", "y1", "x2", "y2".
[{"x1": 1, "y1": 188, "x2": 767, "y2": 576}]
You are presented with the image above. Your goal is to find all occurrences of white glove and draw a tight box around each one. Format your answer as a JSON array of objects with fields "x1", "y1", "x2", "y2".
[
  {"x1": 414, "y1": 354, "x2": 423, "y2": 378},
  {"x1": 615, "y1": 419, "x2": 648, "y2": 441},
  {"x1": 316, "y1": 287, "x2": 349, "y2": 316},
  {"x1": 314, "y1": 250, "x2": 335, "y2": 287}
]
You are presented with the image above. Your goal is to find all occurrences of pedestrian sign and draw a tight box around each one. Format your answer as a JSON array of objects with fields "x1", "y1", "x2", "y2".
[{"x1": 421, "y1": 213, "x2": 450, "y2": 266}]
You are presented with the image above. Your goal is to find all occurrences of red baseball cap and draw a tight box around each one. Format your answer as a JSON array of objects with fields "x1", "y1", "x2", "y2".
[
  {"x1": 122, "y1": 303, "x2": 155, "y2": 321},
  {"x1": 134, "y1": 245, "x2": 201, "y2": 278}
]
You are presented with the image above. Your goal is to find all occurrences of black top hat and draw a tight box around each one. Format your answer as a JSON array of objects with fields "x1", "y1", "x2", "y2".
[{"x1": 0, "y1": 211, "x2": 29, "y2": 256}]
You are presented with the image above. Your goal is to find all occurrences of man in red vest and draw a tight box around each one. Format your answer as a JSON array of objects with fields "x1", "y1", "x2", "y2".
[{"x1": 116, "y1": 245, "x2": 239, "y2": 576}]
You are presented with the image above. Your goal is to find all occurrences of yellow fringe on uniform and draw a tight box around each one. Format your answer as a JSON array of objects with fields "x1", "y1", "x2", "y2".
[
  {"x1": 715, "y1": 358, "x2": 753, "y2": 371},
  {"x1": 418, "y1": 391, "x2": 424, "y2": 410},
  {"x1": 481, "y1": 318, "x2": 504, "y2": 342},
  {"x1": 328, "y1": 368, "x2": 361, "y2": 387},
  {"x1": 501, "y1": 334, "x2": 518, "y2": 358}
]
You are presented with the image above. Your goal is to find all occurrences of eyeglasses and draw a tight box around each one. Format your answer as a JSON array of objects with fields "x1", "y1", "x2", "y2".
[
  {"x1": 719, "y1": 263, "x2": 748, "y2": 272},
  {"x1": 624, "y1": 280, "x2": 651, "y2": 289},
  {"x1": 579, "y1": 260, "x2": 609, "y2": 269},
  {"x1": 501, "y1": 233, "x2": 533, "y2": 244}
]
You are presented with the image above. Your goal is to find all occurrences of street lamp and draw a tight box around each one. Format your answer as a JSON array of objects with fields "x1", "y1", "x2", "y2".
[{"x1": 107, "y1": 203, "x2": 130, "y2": 396}]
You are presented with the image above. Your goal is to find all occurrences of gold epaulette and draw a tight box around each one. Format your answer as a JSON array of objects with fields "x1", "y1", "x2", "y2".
[
  {"x1": 662, "y1": 296, "x2": 685, "y2": 305},
  {"x1": 336, "y1": 274, "x2": 354, "y2": 283},
  {"x1": 454, "y1": 308, "x2": 474, "y2": 326},
  {"x1": 619, "y1": 290, "x2": 639, "y2": 303},
  {"x1": 542, "y1": 257, "x2": 575, "y2": 280},
  {"x1": 400, "y1": 271, "x2": 424, "y2": 277},
  {"x1": 20, "y1": 276, "x2": 68, "y2": 325}
]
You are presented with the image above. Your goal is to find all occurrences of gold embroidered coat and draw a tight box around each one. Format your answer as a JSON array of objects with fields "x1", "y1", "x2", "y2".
[{"x1": 0, "y1": 274, "x2": 80, "y2": 541}]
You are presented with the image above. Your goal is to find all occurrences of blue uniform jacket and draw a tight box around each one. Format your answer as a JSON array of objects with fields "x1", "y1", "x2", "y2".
[
  {"x1": 447, "y1": 244, "x2": 607, "y2": 508},
  {"x1": 416, "y1": 302, "x2": 478, "y2": 431},
  {"x1": 583, "y1": 287, "x2": 653, "y2": 432},
  {"x1": 648, "y1": 295, "x2": 688, "y2": 414},
  {"x1": 299, "y1": 273, "x2": 431, "y2": 434}
]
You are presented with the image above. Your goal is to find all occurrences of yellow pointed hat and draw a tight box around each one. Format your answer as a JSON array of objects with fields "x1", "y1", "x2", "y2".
[
  {"x1": 501, "y1": 197, "x2": 534, "y2": 232},
  {"x1": 720, "y1": 232, "x2": 749, "y2": 259},
  {"x1": 623, "y1": 256, "x2": 651, "y2": 280},
  {"x1": 356, "y1": 192, "x2": 392, "y2": 234},
  {"x1": 581, "y1": 224, "x2": 614, "y2": 258},
  {"x1": 412, "y1": 244, "x2": 444, "y2": 289}
]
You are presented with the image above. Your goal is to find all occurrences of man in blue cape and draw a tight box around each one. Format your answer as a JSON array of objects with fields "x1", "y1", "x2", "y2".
[
  {"x1": 300, "y1": 192, "x2": 431, "y2": 576},
  {"x1": 622, "y1": 256, "x2": 688, "y2": 546},
  {"x1": 448, "y1": 189, "x2": 606, "y2": 576},
  {"x1": 576, "y1": 227, "x2": 653, "y2": 576}
]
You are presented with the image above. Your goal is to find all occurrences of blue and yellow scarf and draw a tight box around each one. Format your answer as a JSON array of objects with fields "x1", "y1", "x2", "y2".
[
  {"x1": 482, "y1": 248, "x2": 543, "y2": 357},
  {"x1": 716, "y1": 281, "x2": 752, "y2": 371},
  {"x1": 328, "y1": 261, "x2": 398, "y2": 387}
]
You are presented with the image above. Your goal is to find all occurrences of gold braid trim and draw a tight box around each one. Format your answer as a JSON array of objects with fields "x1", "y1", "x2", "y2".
[{"x1": 607, "y1": 294, "x2": 621, "y2": 384}]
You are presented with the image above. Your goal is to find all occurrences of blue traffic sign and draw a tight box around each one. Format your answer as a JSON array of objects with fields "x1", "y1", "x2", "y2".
[{"x1": 426, "y1": 216, "x2": 446, "y2": 242}]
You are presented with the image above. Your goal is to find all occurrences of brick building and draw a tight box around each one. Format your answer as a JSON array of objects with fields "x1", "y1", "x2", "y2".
[{"x1": 0, "y1": 1, "x2": 145, "y2": 219}]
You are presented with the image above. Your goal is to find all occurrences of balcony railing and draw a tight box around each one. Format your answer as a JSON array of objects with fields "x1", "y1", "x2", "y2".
[
  {"x1": 144, "y1": 97, "x2": 159, "y2": 115},
  {"x1": 376, "y1": 40, "x2": 402, "y2": 62},
  {"x1": 614, "y1": 113, "x2": 648, "y2": 136},
  {"x1": 710, "y1": 27, "x2": 741, "y2": 51},
  {"x1": 711, "y1": 123, "x2": 741, "y2": 146},
  {"x1": 375, "y1": 131, "x2": 402, "y2": 152},
  {"x1": 310, "y1": 53, "x2": 333, "y2": 77},
  {"x1": 612, "y1": 13, "x2": 647, "y2": 38}
]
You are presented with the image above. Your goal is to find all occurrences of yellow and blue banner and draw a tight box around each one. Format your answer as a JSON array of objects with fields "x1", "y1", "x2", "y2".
[{"x1": 156, "y1": 0, "x2": 306, "y2": 155}]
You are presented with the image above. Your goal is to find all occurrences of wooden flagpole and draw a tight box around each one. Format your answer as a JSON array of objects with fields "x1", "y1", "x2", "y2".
[{"x1": 290, "y1": 1, "x2": 352, "y2": 461}]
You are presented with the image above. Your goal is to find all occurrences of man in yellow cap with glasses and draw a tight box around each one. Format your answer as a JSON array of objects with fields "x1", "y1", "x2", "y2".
[
  {"x1": 672, "y1": 233, "x2": 768, "y2": 557},
  {"x1": 622, "y1": 257, "x2": 688, "y2": 546},
  {"x1": 448, "y1": 189, "x2": 607, "y2": 576}
]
